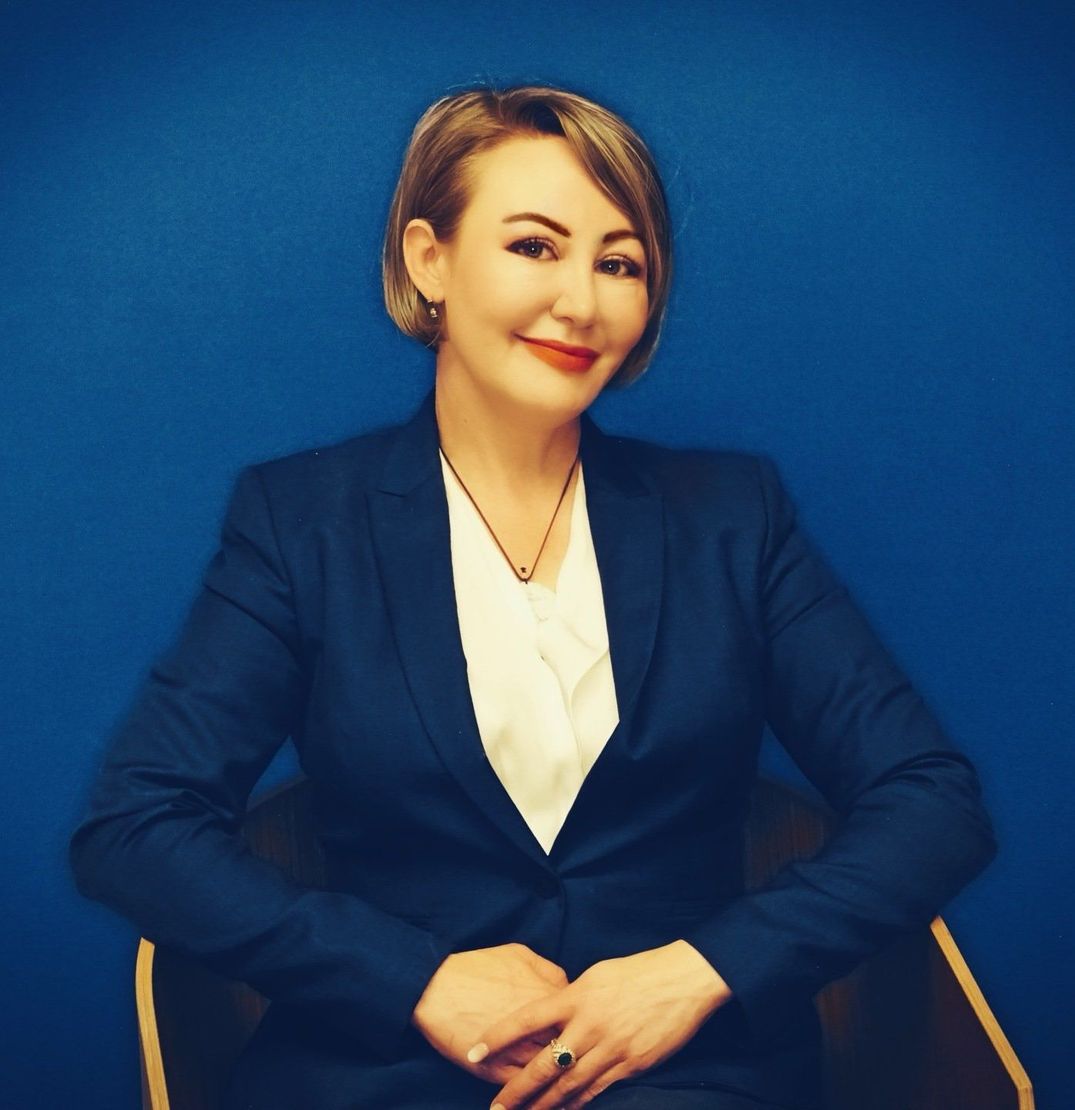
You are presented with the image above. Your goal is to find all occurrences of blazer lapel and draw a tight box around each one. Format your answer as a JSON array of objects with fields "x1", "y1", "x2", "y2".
[
  {"x1": 577, "y1": 410, "x2": 664, "y2": 734},
  {"x1": 367, "y1": 390, "x2": 547, "y2": 863},
  {"x1": 367, "y1": 388, "x2": 664, "y2": 864},
  {"x1": 549, "y1": 409, "x2": 665, "y2": 861}
]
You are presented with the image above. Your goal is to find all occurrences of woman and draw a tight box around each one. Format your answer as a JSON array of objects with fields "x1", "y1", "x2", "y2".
[{"x1": 70, "y1": 85, "x2": 997, "y2": 1110}]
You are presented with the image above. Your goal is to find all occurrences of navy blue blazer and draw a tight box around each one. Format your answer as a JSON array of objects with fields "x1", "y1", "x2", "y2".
[{"x1": 71, "y1": 388, "x2": 996, "y2": 1110}]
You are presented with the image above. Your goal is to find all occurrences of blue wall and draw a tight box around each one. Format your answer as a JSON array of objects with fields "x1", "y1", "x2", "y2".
[{"x1": 4, "y1": 1, "x2": 1072, "y2": 1105}]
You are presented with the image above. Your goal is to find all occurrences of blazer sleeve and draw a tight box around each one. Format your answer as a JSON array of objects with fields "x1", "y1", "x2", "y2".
[
  {"x1": 683, "y1": 455, "x2": 998, "y2": 1043},
  {"x1": 69, "y1": 466, "x2": 450, "y2": 1060}
]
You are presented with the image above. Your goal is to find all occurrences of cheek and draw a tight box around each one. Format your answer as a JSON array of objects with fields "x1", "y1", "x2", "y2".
[
  {"x1": 607, "y1": 288, "x2": 649, "y2": 345},
  {"x1": 458, "y1": 255, "x2": 546, "y2": 323}
]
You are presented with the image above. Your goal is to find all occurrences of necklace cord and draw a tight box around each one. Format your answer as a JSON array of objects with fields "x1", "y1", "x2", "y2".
[{"x1": 439, "y1": 445, "x2": 579, "y2": 584}]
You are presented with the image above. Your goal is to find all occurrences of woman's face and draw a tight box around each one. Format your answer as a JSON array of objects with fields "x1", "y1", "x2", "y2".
[{"x1": 424, "y1": 134, "x2": 649, "y2": 420}]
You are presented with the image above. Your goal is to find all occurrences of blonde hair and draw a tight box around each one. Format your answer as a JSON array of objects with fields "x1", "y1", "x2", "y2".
[{"x1": 381, "y1": 85, "x2": 672, "y2": 389}]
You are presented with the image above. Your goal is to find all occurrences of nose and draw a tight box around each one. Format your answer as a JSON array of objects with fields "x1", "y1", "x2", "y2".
[{"x1": 551, "y1": 261, "x2": 597, "y2": 328}]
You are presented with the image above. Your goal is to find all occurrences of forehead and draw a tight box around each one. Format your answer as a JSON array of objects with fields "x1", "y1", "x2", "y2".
[{"x1": 460, "y1": 134, "x2": 635, "y2": 231}]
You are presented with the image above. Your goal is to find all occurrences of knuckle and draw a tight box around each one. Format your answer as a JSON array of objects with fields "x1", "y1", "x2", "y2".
[
  {"x1": 499, "y1": 1085, "x2": 523, "y2": 1108},
  {"x1": 624, "y1": 1035, "x2": 651, "y2": 1063},
  {"x1": 571, "y1": 1082, "x2": 604, "y2": 1106},
  {"x1": 545, "y1": 1056, "x2": 566, "y2": 1080},
  {"x1": 555, "y1": 1073, "x2": 586, "y2": 1098}
]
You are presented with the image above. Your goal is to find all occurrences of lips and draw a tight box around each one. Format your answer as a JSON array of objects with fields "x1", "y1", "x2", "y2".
[{"x1": 519, "y1": 336, "x2": 599, "y2": 373}]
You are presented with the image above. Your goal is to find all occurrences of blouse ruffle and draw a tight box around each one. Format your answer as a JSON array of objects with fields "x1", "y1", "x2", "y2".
[{"x1": 441, "y1": 454, "x2": 620, "y2": 853}]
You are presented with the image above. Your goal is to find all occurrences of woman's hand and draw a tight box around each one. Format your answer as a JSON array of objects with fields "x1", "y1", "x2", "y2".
[
  {"x1": 411, "y1": 942, "x2": 569, "y2": 1085},
  {"x1": 468, "y1": 940, "x2": 733, "y2": 1110}
]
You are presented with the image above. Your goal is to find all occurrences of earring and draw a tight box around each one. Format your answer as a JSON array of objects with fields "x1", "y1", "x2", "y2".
[{"x1": 428, "y1": 301, "x2": 439, "y2": 320}]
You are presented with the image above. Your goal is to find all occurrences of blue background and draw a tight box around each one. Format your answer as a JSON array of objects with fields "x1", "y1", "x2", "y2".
[{"x1": 3, "y1": 1, "x2": 1072, "y2": 1106}]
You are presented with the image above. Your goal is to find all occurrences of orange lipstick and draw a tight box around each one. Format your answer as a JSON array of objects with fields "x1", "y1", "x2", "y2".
[{"x1": 519, "y1": 337, "x2": 598, "y2": 373}]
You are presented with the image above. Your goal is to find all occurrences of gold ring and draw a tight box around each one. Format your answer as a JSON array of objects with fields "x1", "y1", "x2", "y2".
[{"x1": 549, "y1": 1038, "x2": 576, "y2": 1069}]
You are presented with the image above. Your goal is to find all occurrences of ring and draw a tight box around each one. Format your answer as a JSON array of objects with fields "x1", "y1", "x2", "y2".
[{"x1": 549, "y1": 1038, "x2": 576, "y2": 1069}]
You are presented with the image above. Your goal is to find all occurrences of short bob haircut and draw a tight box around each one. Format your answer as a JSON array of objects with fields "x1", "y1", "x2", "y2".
[{"x1": 382, "y1": 84, "x2": 672, "y2": 390}]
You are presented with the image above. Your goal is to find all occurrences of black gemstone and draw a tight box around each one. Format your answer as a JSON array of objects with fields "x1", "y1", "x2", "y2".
[{"x1": 556, "y1": 1051, "x2": 573, "y2": 1067}]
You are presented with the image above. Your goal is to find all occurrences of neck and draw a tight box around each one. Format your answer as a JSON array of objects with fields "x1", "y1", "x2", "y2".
[{"x1": 433, "y1": 368, "x2": 581, "y2": 495}]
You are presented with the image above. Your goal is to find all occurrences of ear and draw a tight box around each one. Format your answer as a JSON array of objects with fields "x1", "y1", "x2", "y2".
[{"x1": 402, "y1": 218, "x2": 449, "y2": 304}]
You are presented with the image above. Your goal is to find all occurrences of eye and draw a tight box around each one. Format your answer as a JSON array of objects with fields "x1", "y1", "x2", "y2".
[
  {"x1": 508, "y1": 236, "x2": 556, "y2": 260},
  {"x1": 508, "y1": 236, "x2": 644, "y2": 279},
  {"x1": 597, "y1": 255, "x2": 644, "y2": 279}
]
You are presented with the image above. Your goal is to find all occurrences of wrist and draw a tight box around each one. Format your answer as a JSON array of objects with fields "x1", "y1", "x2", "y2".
[
  {"x1": 668, "y1": 939, "x2": 734, "y2": 1013},
  {"x1": 411, "y1": 951, "x2": 454, "y2": 1028}
]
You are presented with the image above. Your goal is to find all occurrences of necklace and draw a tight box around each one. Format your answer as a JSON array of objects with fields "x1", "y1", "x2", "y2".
[{"x1": 439, "y1": 444, "x2": 579, "y2": 583}]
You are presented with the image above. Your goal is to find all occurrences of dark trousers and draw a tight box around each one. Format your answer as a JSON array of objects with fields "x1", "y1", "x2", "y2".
[{"x1": 593, "y1": 1088, "x2": 791, "y2": 1109}]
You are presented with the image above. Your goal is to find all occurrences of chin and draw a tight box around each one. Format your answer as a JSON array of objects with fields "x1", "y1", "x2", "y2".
[{"x1": 513, "y1": 373, "x2": 604, "y2": 417}]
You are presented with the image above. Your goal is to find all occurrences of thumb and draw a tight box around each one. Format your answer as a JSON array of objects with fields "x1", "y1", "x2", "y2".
[
  {"x1": 517, "y1": 941, "x2": 566, "y2": 976},
  {"x1": 525, "y1": 950, "x2": 569, "y2": 986}
]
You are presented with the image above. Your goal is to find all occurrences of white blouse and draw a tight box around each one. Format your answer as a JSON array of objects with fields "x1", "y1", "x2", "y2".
[{"x1": 441, "y1": 453, "x2": 620, "y2": 854}]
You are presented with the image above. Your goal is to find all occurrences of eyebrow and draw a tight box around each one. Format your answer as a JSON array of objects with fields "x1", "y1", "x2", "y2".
[{"x1": 502, "y1": 211, "x2": 642, "y2": 246}]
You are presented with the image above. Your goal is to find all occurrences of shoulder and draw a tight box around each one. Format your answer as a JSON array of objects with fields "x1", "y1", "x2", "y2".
[
  {"x1": 226, "y1": 417, "x2": 403, "y2": 528},
  {"x1": 594, "y1": 427, "x2": 779, "y2": 515},
  {"x1": 596, "y1": 430, "x2": 802, "y2": 575}
]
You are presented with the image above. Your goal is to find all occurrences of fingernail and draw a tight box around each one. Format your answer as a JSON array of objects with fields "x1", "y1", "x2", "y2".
[
  {"x1": 491, "y1": 1104, "x2": 506, "y2": 1110},
  {"x1": 467, "y1": 1042, "x2": 489, "y2": 1064}
]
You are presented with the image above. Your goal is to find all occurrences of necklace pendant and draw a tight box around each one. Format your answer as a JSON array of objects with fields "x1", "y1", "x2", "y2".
[{"x1": 439, "y1": 442, "x2": 578, "y2": 590}]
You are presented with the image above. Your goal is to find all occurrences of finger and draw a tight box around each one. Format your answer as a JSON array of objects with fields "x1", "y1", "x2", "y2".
[
  {"x1": 524, "y1": 1043, "x2": 622, "y2": 1110},
  {"x1": 496, "y1": 1035, "x2": 555, "y2": 1070},
  {"x1": 555, "y1": 1061, "x2": 630, "y2": 1105},
  {"x1": 480, "y1": 1062, "x2": 522, "y2": 1087},
  {"x1": 490, "y1": 1023, "x2": 602, "y2": 1110},
  {"x1": 468, "y1": 993, "x2": 569, "y2": 1064}
]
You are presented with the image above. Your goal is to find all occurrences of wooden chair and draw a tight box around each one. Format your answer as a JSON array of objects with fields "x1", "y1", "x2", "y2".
[
  {"x1": 136, "y1": 778, "x2": 1033, "y2": 1110},
  {"x1": 743, "y1": 782, "x2": 1033, "y2": 1110}
]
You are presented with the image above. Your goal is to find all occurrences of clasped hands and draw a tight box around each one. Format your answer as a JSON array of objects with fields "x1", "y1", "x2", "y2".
[{"x1": 411, "y1": 940, "x2": 733, "y2": 1110}]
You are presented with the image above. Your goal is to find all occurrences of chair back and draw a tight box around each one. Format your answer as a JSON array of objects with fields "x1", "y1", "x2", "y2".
[
  {"x1": 137, "y1": 780, "x2": 323, "y2": 1110},
  {"x1": 136, "y1": 776, "x2": 1033, "y2": 1110},
  {"x1": 744, "y1": 779, "x2": 1033, "y2": 1109}
]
